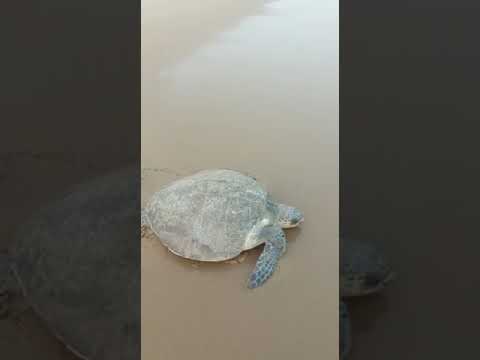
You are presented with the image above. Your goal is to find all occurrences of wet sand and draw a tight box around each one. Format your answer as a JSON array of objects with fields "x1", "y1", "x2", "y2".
[{"x1": 142, "y1": 1, "x2": 338, "y2": 359}]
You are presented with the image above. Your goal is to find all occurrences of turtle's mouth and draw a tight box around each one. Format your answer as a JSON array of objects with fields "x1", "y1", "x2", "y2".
[
  {"x1": 296, "y1": 217, "x2": 305, "y2": 225},
  {"x1": 283, "y1": 217, "x2": 304, "y2": 228},
  {"x1": 280, "y1": 216, "x2": 304, "y2": 229}
]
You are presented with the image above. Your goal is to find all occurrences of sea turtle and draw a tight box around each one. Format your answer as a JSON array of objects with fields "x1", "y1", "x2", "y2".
[
  {"x1": 0, "y1": 166, "x2": 139, "y2": 360},
  {"x1": 141, "y1": 169, "x2": 304, "y2": 288},
  {"x1": 339, "y1": 236, "x2": 395, "y2": 359}
]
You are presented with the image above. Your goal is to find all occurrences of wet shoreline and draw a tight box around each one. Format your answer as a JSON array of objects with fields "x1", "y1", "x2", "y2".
[{"x1": 142, "y1": 0, "x2": 338, "y2": 359}]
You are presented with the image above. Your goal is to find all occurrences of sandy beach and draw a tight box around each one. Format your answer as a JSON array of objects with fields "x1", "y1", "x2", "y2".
[{"x1": 142, "y1": 0, "x2": 338, "y2": 359}]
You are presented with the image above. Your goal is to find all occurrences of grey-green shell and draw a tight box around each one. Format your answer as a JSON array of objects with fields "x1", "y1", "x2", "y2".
[
  {"x1": 10, "y1": 167, "x2": 139, "y2": 360},
  {"x1": 143, "y1": 169, "x2": 278, "y2": 261}
]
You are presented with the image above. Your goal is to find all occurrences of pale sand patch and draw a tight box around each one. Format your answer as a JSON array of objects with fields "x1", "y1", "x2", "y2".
[
  {"x1": 142, "y1": 1, "x2": 338, "y2": 359},
  {"x1": 142, "y1": 0, "x2": 267, "y2": 71}
]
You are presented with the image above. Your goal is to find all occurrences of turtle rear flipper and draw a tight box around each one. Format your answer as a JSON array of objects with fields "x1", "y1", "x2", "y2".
[{"x1": 141, "y1": 208, "x2": 148, "y2": 227}]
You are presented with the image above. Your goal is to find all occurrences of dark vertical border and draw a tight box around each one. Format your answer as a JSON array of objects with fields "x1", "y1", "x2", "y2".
[
  {"x1": 341, "y1": 1, "x2": 480, "y2": 358},
  {"x1": 1, "y1": 1, "x2": 140, "y2": 358}
]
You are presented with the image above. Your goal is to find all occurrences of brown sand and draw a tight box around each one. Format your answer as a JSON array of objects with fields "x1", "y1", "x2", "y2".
[{"x1": 141, "y1": 1, "x2": 338, "y2": 359}]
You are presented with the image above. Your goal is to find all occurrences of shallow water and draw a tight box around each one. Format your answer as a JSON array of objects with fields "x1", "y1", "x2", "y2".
[{"x1": 142, "y1": 1, "x2": 338, "y2": 359}]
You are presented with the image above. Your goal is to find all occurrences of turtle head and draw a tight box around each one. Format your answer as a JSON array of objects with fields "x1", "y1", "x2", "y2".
[
  {"x1": 340, "y1": 237, "x2": 395, "y2": 297},
  {"x1": 276, "y1": 204, "x2": 304, "y2": 228}
]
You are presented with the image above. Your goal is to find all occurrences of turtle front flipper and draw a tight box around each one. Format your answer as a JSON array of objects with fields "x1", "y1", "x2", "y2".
[
  {"x1": 340, "y1": 301, "x2": 352, "y2": 359},
  {"x1": 247, "y1": 225, "x2": 286, "y2": 289}
]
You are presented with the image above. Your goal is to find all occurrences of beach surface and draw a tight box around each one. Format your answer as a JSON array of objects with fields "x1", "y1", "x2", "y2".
[{"x1": 142, "y1": 1, "x2": 339, "y2": 359}]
